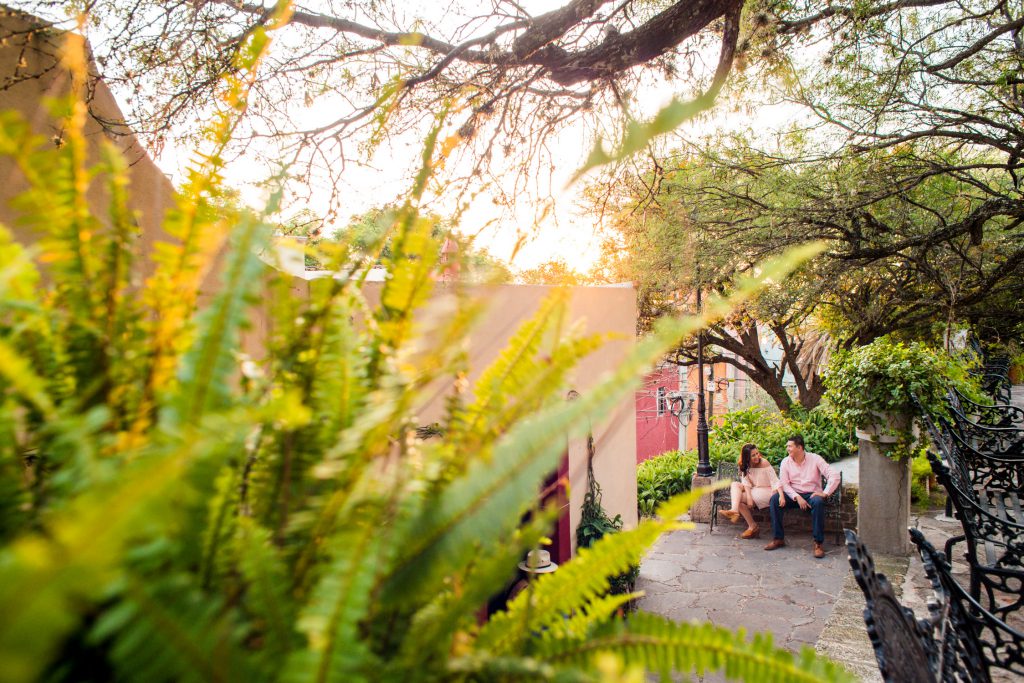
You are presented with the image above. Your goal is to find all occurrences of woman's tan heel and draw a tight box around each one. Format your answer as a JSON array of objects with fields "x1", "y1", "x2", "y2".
[{"x1": 740, "y1": 525, "x2": 760, "y2": 539}]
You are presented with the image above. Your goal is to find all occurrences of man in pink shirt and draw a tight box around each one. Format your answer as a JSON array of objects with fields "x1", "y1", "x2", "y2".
[{"x1": 763, "y1": 434, "x2": 839, "y2": 558}]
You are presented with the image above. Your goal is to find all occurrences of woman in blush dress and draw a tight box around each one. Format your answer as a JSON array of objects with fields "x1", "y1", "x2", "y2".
[{"x1": 720, "y1": 443, "x2": 783, "y2": 539}]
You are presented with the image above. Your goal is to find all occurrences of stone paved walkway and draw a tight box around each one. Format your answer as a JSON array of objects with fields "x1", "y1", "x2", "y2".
[{"x1": 637, "y1": 520, "x2": 847, "y2": 654}]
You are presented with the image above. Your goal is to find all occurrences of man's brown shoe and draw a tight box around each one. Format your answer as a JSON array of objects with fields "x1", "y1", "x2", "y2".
[
  {"x1": 813, "y1": 542, "x2": 825, "y2": 558},
  {"x1": 763, "y1": 538, "x2": 786, "y2": 551}
]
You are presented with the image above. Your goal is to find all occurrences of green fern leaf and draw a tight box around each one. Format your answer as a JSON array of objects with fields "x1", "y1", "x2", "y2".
[
  {"x1": 539, "y1": 611, "x2": 854, "y2": 683},
  {"x1": 90, "y1": 574, "x2": 259, "y2": 683},
  {"x1": 175, "y1": 214, "x2": 268, "y2": 424},
  {"x1": 235, "y1": 517, "x2": 296, "y2": 664},
  {"x1": 284, "y1": 519, "x2": 387, "y2": 683}
]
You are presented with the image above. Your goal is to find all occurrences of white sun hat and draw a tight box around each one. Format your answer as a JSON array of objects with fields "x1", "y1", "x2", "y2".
[{"x1": 518, "y1": 549, "x2": 558, "y2": 574}]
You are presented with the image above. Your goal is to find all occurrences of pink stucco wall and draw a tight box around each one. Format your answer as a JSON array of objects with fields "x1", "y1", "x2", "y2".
[{"x1": 635, "y1": 364, "x2": 680, "y2": 463}]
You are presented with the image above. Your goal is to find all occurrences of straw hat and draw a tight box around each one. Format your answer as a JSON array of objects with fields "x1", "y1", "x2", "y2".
[{"x1": 518, "y1": 549, "x2": 558, "y2": 574}]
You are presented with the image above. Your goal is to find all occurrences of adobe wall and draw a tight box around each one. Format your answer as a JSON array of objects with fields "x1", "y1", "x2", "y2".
[
  {"x1": 364, "y1": 281, "x2": 640, "y2": 547},
  {"x1": 0, "y1": 9, "x2": 175, "y2": 276}
]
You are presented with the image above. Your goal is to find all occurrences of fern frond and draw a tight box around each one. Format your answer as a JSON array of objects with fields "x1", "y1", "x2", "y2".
[
  {"x1": 447, "y1": 654, "x2": 589, "y2": 682},
  {"x1": 392, "y1": 513, "x2": 555, "y2": 672},
  {"x1": 199, "y1": 466, "x2": 240, "y2": 589},
  {"x1": 538, "y1": 611, "x2": 854, "y2": 683},
  {"x1": 235, "y1": 517, "x2": 296, "y2": 664},
  {"x1": 378, "y1": 312, "x2": 707, "y2": 607},
  {"x1": 475, "y1": 487, "x2": 709, "y2": 653},
  {"x1": 175, "y1": 214, "x2": 268, "y2": 424},
  {"x1": 541, "y1": 593, "x2": 641, "y2": 642},
  {"x1": 0, "y1": 338, "x2": 56, "y2": 418},
  {"x1": 0, "y1": 406, "x2": 266, "y2": 682},
  {"x1": 284, "y1": 519, "x2": 386, "y2": 683},
  {"x1": 90, "y1": 573, "x2": 258, "y2": 683}
]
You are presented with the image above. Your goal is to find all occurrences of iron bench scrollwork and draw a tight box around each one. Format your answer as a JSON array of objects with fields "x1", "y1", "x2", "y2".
[
  {"x1": 928, "y1": 451, "x2": 1024, "y2": 623},
  {"x1": 944, "y1": 408, "x2": 1024, "y2": 459},
  {"x1": 847, "y1": 528, "x2": 1024, "y2": 682},
  {"x1": 949, "y1": 387, "x2": 1024, "y2": 429},
  {"x1": 910, "y1": 528, "x2": 1024, "y2": 681},
  {"x1": 845, "y1": 529, "x2": 941, "y2": 683},
  {"x1": 708, "y1": 461, "x2": 739, "y2": 535}
]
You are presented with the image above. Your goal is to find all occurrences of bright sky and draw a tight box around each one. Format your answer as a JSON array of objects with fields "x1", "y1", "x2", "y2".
[{"x1": 79, "y1": 1, "x2": 803, "y2": 274}]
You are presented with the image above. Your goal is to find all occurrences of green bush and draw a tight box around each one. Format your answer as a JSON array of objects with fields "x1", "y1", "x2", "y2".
[
  {"x1": 709, "y1": 406, "x2": 855, "y2": 466},
  {"x1": 637, "y1": 450, "x2": 697, "y2": 517},
  {"x1": 824, "y1": 336, "x2": 980, "y2": 459}
]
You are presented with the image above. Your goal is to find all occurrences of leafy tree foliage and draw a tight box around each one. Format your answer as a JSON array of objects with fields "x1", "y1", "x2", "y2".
[
  {"x1": 595, "y1": 0, "x2": 1023, "y2": 399},
  {"x1": 517, "y1": 258, "x2": 589, "y2": 285},
  {"x1": 594, "y1": 173, "x2": 830, "y2": 411}
]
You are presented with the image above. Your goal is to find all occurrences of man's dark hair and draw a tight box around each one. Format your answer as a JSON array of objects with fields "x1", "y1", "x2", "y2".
[{"x1": 787, "y1": 434, "x2": 805, "y2": 449}]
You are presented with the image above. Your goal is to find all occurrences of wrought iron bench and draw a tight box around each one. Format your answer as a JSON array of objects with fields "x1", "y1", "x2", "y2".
[
  {"x1": 948, "y1": 387, "x2": 1024, "y2": 429},
  {"x1": 944, "y1": 408, "x2": 1024, "y2": 458},
  {"x1": 928, "y1": 451, "x2": 1024, "y2": 622},
  {"x1": 942, "y1": 427, "x2": 1024, "y2": 491},
  {"x1": 708, "y1": 461, "x2": 738, "y2": 535},
  {"x1": 847, "y1": 528, "x2": 1024, "y2": 682},
  {"x1": 909, "y1": 528, "x2": 1024, "y2": 681},
  {"x1": 709, "y1": 460, "x2": 843, "y2": 544}
]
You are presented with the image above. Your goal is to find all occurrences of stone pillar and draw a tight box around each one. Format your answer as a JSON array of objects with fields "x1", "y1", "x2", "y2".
[
  {"x1": 856, "y1": 428, "x2": 911, "y2": 555},
  {"x1": 689, "y1": 473, "x2": 715, "y2": 523}
]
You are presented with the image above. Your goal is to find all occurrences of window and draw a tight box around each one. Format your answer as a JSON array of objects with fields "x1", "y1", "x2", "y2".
[{"x1": 656, "y1": 387, "x2": 667, "y2": 416}]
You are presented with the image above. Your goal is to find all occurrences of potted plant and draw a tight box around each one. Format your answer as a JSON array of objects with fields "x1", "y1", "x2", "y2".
[
  {"x1": 823, "y1": 337, "x2": 977, "y2": 553},
  {"x1": 824, "y1": 337, "x2": 977, "y2": 458}
]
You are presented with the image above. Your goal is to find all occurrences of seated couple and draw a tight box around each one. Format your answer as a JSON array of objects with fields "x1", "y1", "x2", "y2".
[{"x1": 720, "y1": 435, "x2": 839, "y2": 559}]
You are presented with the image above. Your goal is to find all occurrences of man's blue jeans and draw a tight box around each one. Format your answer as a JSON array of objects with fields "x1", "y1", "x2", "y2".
[{"x1": 769, "y1": 492, "x2": 825, "y2": 543}]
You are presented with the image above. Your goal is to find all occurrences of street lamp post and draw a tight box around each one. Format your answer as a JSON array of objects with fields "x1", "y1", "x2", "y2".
[{"x1": 694, "y1": 286, "x2": 712, "y2": 477}]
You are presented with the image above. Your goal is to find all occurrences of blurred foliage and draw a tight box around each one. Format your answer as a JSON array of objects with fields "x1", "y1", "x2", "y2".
[
  {"x1": 709, "y1": 407, "x2": 854, "y2": 467},
  {"x1": 0, "y1": 29, "x2": 851, "y2": 683},
  {"x1": 910, "y1": 449, "x2": 943, "y2": 507}
]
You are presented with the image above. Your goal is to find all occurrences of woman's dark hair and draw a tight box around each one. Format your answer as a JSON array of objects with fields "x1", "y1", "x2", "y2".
[{"x1": 738, "y1": 443, "x2": 758, "y2": 476}]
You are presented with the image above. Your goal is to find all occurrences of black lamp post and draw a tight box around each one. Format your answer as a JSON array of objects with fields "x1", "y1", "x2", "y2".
[{"x1": 694, "y1": 286, "x2": 712, "y2": 477}]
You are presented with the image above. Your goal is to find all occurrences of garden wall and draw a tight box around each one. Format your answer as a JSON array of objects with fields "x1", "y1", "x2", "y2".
[
  {"x1": 0, "y1": 9, "x2": 176, "y2": 280},
  {"x1": 715, "y1": 483, "x2": 859, "y2": 538},
  {"x1": 263, "y1": 274, "x2": 641, "y2": 555}
]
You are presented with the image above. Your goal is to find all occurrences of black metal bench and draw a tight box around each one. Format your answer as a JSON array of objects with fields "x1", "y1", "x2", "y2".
[
  {"x1": 912, "y1": 528, "x2": 1024, "y2": 681},
  {"x1": 949, "y1": 387, "x2": 1024, "y2": 429},
  {"x1": 709, "y1": 460, "x2": 843, "y2": 544},
  {"x1": 708, "y1": 461, "x2": 738, "y2": 535},
  {"x1": 944, "y1": 408, "x2": 1024, "y2": 458},
  {"x1": 846, "y1": 528, "x2": 1024, "y2": 682},
  {"x1": 928, "y1": 451, "x2": 1024, "y2": 622}
]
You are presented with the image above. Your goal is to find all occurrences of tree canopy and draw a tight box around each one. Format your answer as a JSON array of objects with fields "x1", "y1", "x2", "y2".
[
  {"x1": 11, "y1": 0, "x2": 973, "y2": 205},
  {"x1": 593, "y1": 0, "x2": 1023, "y2": 408}
]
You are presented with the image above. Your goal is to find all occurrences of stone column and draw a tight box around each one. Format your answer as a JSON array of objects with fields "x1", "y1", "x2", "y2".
[
  {"x1": 856, "y1": 426, "x2": 911, "y2": 555},
  {"x1": 688, "y1": 473, "x2": 715, "y2": 523}
]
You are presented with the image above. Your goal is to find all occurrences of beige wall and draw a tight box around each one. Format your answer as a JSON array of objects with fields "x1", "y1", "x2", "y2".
[
  {"x1": 246, "y1": 273, "x2": 640, "y2": 550},
  {"x1": 364, "y1": 280, "x2": 640, "y2": 547},
  {"x1": 0, "y1": 10, "x2": 175, "y2": 277}
]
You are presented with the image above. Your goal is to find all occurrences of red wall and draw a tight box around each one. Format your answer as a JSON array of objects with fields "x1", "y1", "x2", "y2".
[{"x1": 635, "y1": 365, "x2": 681, "y2": 463}]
